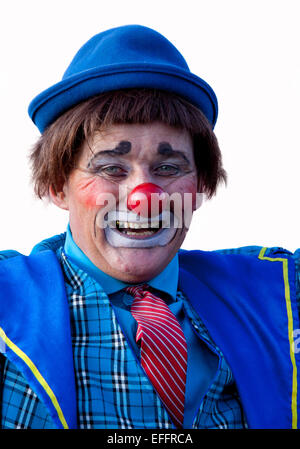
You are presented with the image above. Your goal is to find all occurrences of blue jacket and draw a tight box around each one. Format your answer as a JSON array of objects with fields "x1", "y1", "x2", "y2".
[{"x1": 0, "y1": 243, "x2": 299, "y2": 429}]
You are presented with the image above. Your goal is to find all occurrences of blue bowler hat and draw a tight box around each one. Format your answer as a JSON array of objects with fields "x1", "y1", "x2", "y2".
[{"x1": 28, "y1": 25, "x2": 218, "y2": 133}]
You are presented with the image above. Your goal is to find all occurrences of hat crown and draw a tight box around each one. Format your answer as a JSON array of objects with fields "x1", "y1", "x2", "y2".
[
  {"x1": 63, "y1": 25, "x2": 190, "y2": 80},
  {"x1": 28, "y1": 24, "x2": 218, "y2": 132}
]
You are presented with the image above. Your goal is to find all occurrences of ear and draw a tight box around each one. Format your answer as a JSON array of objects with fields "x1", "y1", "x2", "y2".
[{"x1": 49, "y1": 184, "x2": 69, "y2": 211}]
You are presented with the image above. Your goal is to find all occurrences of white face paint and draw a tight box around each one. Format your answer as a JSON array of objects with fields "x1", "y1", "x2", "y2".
[{"x1": 103, "y1": 210, "x2": 179, "y2": 248}]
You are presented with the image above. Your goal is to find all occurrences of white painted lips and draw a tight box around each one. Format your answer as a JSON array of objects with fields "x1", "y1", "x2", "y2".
[{"x1": 102, "y1": 210, "x2": 179, "y2": 248}]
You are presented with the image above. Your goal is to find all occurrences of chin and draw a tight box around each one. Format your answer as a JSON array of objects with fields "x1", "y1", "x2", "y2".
[{"x1": 117, "y1": 247, "x2": 172, "y2": 281}]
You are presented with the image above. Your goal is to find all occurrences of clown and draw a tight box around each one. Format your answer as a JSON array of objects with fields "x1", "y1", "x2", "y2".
[{"x1": 0, "y1": 25, "x2": 299, "y2": 429}]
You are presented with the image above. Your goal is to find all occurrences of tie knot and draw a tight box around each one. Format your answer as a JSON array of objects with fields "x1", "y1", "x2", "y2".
[
  {"x1": 125, "y1": 285, "x2": 167, "y2": 310},
  {"x1": 125, "y1": 285, "x2": 148, "y2": 298}
]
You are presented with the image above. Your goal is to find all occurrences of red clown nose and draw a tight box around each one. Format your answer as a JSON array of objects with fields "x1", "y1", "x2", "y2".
[{"x1": 127, "y1": 183, "x2": 167, "y2": 217}]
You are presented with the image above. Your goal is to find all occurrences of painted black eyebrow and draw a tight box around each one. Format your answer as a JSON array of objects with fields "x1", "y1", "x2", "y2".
[
  {"x1": 88, "y1": 141, "x2": 131, "y2": 166},
  {"x1": 88, "y1": 140, "x2": 190, "y2": 167},
  {"x1": 157, "y1": 142, "x2": 190, "y2": 164}
]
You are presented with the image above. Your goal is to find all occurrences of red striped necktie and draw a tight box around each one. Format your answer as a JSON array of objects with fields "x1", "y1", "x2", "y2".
[{"x1": 125, "y1": 285, "x2": 187, "y2": 428}]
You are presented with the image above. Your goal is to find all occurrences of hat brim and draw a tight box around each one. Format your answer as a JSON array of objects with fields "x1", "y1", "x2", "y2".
[{"x1": 28, "y1": 63, "x2": 218, "y2": 133}]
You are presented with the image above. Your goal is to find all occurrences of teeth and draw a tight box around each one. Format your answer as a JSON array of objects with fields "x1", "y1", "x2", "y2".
[
  {"x1": 126, "y1": 230, "x2": 155, "y2": 236},
  {"x1": 118, "y1": 221, "x2": 128, "y2": 228},
  {"x1": 149, "y1": 222, "x2": 160, "y2": 228},
  {"x1": 116, "y1": 221, "x2": 160, "y2": 230}
]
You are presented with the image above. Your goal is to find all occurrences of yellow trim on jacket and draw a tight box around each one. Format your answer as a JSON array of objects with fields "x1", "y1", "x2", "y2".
[
  {"x1": 0, "y1": 327, "x2": 69, "y2": 429},
  {"x1": 258, "y1": 247, "x2": 297, "y2": 429}
]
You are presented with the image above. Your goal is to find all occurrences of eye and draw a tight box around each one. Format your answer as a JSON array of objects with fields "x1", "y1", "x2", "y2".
[
  {"x1": 90, "y1": 164, "x2": 128, "y2": 177},
  {"x1": 154, "y1": 164, "x2": 180, "y2": 176},
  {"x1": 103, "y1": 166, "x2": 127, "y2": 175}
]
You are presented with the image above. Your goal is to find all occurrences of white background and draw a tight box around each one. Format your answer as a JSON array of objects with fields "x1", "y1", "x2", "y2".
[{"x1": 1, "y1": 0, "x2": 299, "y2": 254}]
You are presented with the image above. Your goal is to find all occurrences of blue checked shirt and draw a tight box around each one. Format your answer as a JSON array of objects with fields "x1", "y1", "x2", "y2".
[
  {"x1": 63, "y1": 224, "x2": 222, "y2": 427},
  {"x1": 0, "y1": 233, "x2": 299, "y2": 429}
]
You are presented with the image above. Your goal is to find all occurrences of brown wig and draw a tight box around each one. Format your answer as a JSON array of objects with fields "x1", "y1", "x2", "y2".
[{"x1": 29, "y1": 88, "x2": 227, "y2": 199}]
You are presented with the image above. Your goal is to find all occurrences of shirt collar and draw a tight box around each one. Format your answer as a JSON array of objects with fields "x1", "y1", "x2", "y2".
[{"x1": 64, "y1": 224, "x2": 179, "y2": 301}]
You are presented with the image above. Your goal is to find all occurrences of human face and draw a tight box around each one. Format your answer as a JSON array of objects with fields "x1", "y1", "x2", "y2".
[{"x1": 60, "y1": 122, "x2": 199, "y2": 283}]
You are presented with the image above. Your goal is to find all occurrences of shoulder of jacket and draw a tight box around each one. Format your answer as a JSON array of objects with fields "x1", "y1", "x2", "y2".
[
  {"x1": 179, "y1": 245, "x2": 295, "y2": 258},
  {"x1": 0, "y1": 233, "x2": 66, "y2": 263},
  {"x1": 0, "y1": 250, "x2": 23, "y2": 261}
]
